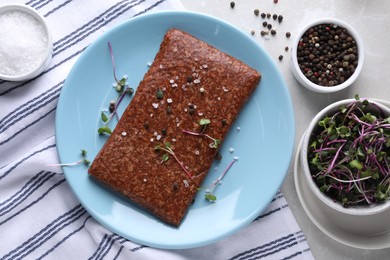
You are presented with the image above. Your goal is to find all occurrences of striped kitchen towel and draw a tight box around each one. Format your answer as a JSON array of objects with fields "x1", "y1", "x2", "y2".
[{"x1": 0, "y1": 0, "x2": 313, "y2": 259}]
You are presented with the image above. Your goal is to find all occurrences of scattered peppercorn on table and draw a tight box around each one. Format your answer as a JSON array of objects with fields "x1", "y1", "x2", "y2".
[{"x1": 181, "y1": 0, "x2": 390, "y2": 259}]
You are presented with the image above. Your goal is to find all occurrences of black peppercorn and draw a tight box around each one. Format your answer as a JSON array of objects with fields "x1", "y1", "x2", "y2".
[
  {"x1": 267, "y1": 23, "x2": 272, "y2": 30},
  {"x1": 278, "y1": 15, "x2": 283, "y2": 23},
  {"x1": 262, "y1": 21, "x2": 267, "y2": 27},
  {"x1": 279, "y1": 55, "x2": 284, "y2": 61},
  {"x1": 109, "y1": 101, "x2": 115, "y2": 113},
  {"x1": 286, "y1": 32, "x2": 291, "y2": 38},
  {"x1": 230, "y1": 1, "x2": 235, "y2": 8},
  {"x1": 254, "y1": 9, "x2": 260, "y2": 16},
  {"x1": 215, "y1": 153, "x2": 222, "y2": 160},
  {"x1": 271, "y1": 29, "x2": 276, "y2": 35},
  {"x1": 261, "y1": 13, "x2": 266, "y2": 18},
  {"x1": 125, "y1": 88, "x2": 134, "y2": 96},
  {"x1": 272, "y1": 14, "x2": 277, "y2": 20},
  {"x1": 161, "y1": 128, "x2": 167, "y2": 136}
]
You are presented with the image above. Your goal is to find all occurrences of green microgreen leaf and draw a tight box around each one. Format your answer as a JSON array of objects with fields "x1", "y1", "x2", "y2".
[
  {"x1": 83, "y1": 159, "x2": 90, "y2": 166},
  {"x1": 98, "y1": 126, "x2": 112, "y2": 135},
  {"x1": 205, "y1": 193, "x2": 217, "y2": 202},
  {"x1": 101, "y1": 112, "x2": 108, "y2": 122},
  {"x1": 81, "y1": 149, "x2": 87, "y2": 157},
  {"x1": 199, "y1": 118, "x2": 211, "y2": 126},
  {"x1": 162, "y1": 154, "x2": 169, "y2": 162},
  {"x1": 349, "y1": 159, "x2": 363, "y2": 170}
]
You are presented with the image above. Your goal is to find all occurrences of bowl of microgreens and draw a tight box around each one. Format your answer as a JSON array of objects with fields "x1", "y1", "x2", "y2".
[{"x1": 301, "y1": 96, "x2": 390, "y2": 235}]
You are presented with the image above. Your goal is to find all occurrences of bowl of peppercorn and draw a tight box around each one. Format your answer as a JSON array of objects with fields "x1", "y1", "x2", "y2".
[
  {"x1": 291, "y1": 18, "x2": 364, "y2": 93},
  {"x1": 300, "y1": 97, "x2": 390, "y2": 236}
]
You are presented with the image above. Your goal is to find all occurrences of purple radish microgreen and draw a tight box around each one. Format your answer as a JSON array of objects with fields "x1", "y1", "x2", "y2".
[
  {"x1": 308, "y1": 95, "x2": 390, "y2": 207},
  {"x1": 155, "y1": 142, "x2": 193, "y2": 180},
  {"x1": 200, "y1": 156, "x2": 239, "y2": 202},
  {"x1": 182, "y1": 118, "x2": 221, "y2": 149},
  {"x1": 48, "y1": 149, "x2": 90, "y2": 167},
  {"x1": 98, "y1": 42, "x2": 134, "y2": 135}
]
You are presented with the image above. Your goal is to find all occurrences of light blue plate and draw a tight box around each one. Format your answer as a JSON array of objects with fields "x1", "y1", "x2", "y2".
[{"x1": 56, "y1": 11, "x2": 295, "y2": 249}]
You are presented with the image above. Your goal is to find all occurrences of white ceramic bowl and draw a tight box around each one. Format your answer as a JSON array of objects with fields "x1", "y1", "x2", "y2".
[
  {"x1": 301, "y1": 98, "x2": 390, "y2": 236},
  {"x1": 0, "y1": 4, "x2": 52, "y2": 81},
  {"x1": 291, "y1": 18, "x2": 364, "y2": 93}
]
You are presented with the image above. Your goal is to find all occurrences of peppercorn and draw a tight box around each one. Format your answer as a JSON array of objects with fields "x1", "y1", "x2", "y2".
[
  {"x1": 188, "y1": 104, "x2": 195, "y2": 115},
  {"x1": 250, "y1": 30, "x2": 255, "y2": 35},
  {"x1": 267, "y1": 23, "x2": 272, "y2": 30},
  {"x1": 261, "y1": 13, "x2": 266, "y2": 18},
  {"x1": 285, "y1": 46, "x2": 289, "y2": 51},
  {"x1": 286, "y1": 32, "x2": 291, "y2": 38},
  {"x1": 230, "y1": 1, "x2": 235, "y2": 8},
  {"x1": 125, "y1": 87, "x2": 134, "y2": 96},
  {"x1": 109, "y1": 103, "x2": 115, "y2": 113},
  {"x1": 272, "y1": 14, "x2": 278, "y2": 20},
  {"x1": 271, "y1": 29, "x2": 276, "y2": 35},
  {"x1": 279, "y1": 55, "x2": 283, "y2": 61},
  {"x1": 254, "y1": 9, "x2": 260, "y2": 16},
  {"x1": 278, "y1": 15, "x2": 283, "y2": 23},
  {"x1": 262, "y1": 21, "x2": 267, "y2": 27},
  {"x1": 266, "y1": 13, "x2": 271, "y2": 18}
]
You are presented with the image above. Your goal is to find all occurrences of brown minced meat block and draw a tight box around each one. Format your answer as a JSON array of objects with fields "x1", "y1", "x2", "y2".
[{"x1": 88, "y1": 28, "x2": 261, "y2": 226}]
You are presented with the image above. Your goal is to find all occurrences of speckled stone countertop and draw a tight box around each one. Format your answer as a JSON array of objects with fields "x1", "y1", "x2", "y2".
[{"x1": 181, "y1": 0, "x2": 390, "y2": 259}]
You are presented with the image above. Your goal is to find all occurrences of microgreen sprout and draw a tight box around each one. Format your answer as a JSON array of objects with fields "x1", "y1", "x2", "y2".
[
  {"x1": 155, "y1": 142, "x2": 193, "y2": 180},
  {"x1": 308, "y1": 97, "x2": 390, "y2": 207},
  {"x1": 201, "y1": 156, "x2": 238, "y2": 202},
  {"x1": 182, "y1": 118, "x2": 221, "y2": 149},
  {"x1": 98, "y1": 42, "x2": 135, "y2": 135},
  {"x1": 48, "y1": 149, "x2": 90, "y2": 167}
]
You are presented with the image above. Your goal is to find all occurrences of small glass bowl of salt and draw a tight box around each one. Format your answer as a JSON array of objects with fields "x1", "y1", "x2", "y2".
[{"x1": 0, "y1": 4, "x2": 52, "y2": 81}]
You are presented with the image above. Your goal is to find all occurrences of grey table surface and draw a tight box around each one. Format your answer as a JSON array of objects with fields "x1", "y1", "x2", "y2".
[{"x1": 181, "y1": 0, "x2": 390, "y2": 259}]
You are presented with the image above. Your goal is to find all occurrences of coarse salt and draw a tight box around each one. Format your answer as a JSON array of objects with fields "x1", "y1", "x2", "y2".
[{"x1": 0, "y1": 9, "x2": 49, "y2": 77}]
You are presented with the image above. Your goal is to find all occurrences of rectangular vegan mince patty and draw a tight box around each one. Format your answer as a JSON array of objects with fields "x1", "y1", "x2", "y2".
[{"x1": 88, "y1": 28, "x2": 261, "y2": 226}]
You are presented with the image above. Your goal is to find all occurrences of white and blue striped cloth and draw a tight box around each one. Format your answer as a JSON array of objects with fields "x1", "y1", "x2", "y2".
[{"x1": 0, "y1": 0, "x2": 314, "y2": 259}]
